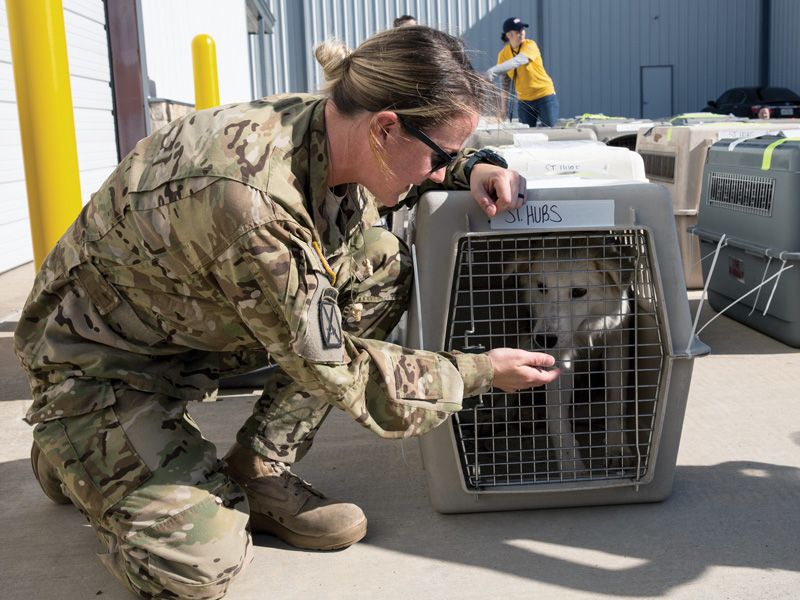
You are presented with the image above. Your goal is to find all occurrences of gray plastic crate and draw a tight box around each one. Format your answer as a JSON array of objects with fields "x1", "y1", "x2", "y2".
[
  {"x1": 466, "y1": 127, "x2": 597, "y2": 148},
  {"x1": 667, "y1": 112, "x2": 747, "y2": 126},
  {"x1": 408, "y1": 185, "x2": 708, "y2": 513},
  {"x1": 690, "y1": 135, "x2": 800, "y2": 347}
]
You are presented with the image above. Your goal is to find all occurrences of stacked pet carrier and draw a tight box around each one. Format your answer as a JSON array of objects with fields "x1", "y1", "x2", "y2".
[
  {"x1": 467, "y1": 127, "x2": 597, "y2": 148},
  {"x1": 689, "y1": 135, "x2": 800, "y2": 347},
  {"x1": 495, "y1": 140, "x2": 647, "y2": 181},
  {"x1": 667, "y1": 112, "x2": 747, "y2": 126},
  {"x1": 559, "y1": 114, "x2": 662, "y2": 150},
  {"x1": 408, "y1": 183, "x2": 708, "y2": 513},
  {"x1": 635, "y1": 121, "x2": 800, "y2": 288}
]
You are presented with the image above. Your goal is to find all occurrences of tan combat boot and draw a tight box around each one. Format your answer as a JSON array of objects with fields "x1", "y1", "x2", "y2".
[
  {"x1": 223, "y1": 442, "x2": 367, "y2": 551},
  {"x1": 30, "y1": 441, "x2": 71, "y2": 505}
]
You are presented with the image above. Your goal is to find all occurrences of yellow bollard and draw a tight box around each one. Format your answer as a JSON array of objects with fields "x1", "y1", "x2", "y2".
[
  {"x1": 192, "y1": 34, "x2": 220, "y2": 110},
  {"x1": 5, "y1": 0, "x2": 83, "y2": 268}
]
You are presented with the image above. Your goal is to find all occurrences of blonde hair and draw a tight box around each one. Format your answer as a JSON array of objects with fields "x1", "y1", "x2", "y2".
[{"x1": 315, "y1": 26, "x2": 490, "y2": 128}]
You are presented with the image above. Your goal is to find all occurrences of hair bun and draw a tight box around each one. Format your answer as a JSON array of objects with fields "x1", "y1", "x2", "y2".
[{"x1": 314, "y1": 38, "x2": 351, "y2": 85}]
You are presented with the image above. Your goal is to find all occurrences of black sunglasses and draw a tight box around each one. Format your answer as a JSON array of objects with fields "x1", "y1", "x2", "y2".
[{"x1": 398, "y1": 117, "x2": 461, "y2": 175}]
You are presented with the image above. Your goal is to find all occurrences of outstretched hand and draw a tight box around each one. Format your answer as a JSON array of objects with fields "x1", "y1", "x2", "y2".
[
  {"x1": 487, "y1": 348, "x2": 561, "y2": 393},
  {"x1": 469, "y1": 164, "x2": 527, "y2": 218}
]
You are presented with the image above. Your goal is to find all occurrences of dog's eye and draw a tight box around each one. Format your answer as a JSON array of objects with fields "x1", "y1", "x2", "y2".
[
  {"x1": 571, "y1": 287, "x2": 588, "y2": 298},
  {"x1": 537, "y1": 282, "x2": 547, "y2": 294}
]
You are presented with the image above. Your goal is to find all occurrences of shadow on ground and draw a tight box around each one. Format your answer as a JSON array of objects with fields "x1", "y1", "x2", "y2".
[
  {"x1": 3, "y1": 397, "x2": 797, "y2": 599},
  {"x1": 687, "y1": 299, "x2": 798, "y2": 355}
]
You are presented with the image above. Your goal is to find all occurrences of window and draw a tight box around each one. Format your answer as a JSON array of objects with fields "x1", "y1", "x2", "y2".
[
  {"x1": 728, "y1": 89, "x2": 748, "y2": 105},
  {"x1": 759, "y1": 87, "x2": 800, "y2": 102}
]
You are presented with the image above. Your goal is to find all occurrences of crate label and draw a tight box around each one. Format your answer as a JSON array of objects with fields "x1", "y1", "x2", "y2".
[
  {"x1": 716, "y1": 129, "x2": 781, "y2": 140},
  {"x1": 728, "y1": 256, "x2": 745, "y2": 283},
  {"x1": 542, "y1": 161, "x2": 588, "y2": 174},
  {"x1": 616, "y1": 123, "x2": 653, "y2": 132},
  {"x1": 492, "y1": 199, "x2": 615, "y2": 230}
]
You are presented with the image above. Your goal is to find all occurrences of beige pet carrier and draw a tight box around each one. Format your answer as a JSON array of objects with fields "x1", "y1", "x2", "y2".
[
  {"x1": 408, "y1": 183, "x2": 708, "y2": 513},
  {"x1": 635, "y1": 121, "x2": 800, "y2": 288}
]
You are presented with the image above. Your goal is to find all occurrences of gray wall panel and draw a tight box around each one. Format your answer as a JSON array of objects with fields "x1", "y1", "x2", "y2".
[
  {"x1": 544, "y1": 0, "x2": 761, "y2": 118},
  {"x1": 771, "y1": 0, "x2": 800, "y2": 92},
  {"x1": 258, "y1": 0, "x2": 796, "y2": 117}
]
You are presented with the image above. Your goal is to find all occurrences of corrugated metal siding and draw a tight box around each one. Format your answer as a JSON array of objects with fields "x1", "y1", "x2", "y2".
[
  {"x1": 770, "y1": 0, "x2": 800, "y2": 92},
  {"x1": 259, "y1": 0, "x2": 779, "y2": 118},
  {"x1": 545, "y1": 0, "x2": 761, "y2": 118},
  {"x1": 263, "y1": 0, "x2": 530, "y2": 94},
  {"x1": 0, "y1": 0, "x2": 116, "y2": 274}
]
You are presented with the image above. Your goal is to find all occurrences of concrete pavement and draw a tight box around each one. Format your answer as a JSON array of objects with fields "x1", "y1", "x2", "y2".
[{"x1": 0, "y1": 262, "x2": 798, "y2": 599}]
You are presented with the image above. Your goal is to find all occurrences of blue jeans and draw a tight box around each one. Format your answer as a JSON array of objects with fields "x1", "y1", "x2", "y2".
[{"x1": 518, "y1": 94, "x2": 559, "y2": 127}]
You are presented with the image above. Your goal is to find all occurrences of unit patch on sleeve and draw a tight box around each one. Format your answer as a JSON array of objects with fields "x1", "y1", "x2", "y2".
[
  {"x1": 319, "y1": 287, "x2": 343, "y2": 349},
  {"x1": 294, "y1": 274, "x2": 345, "y2": 363}
]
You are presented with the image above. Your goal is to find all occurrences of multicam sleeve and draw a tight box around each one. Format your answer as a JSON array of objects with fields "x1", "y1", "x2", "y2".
[
  {"x1": 441, "y1": 351, "x2": 494, "y2": 398},
  {"x1": 210, "y1": 220, "x2": 490, "y2": 439}
]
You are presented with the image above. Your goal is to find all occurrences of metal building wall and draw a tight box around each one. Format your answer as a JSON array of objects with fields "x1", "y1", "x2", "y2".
[
  {"x1": 770, "y1": 0, "x2": 800, "y2": 92},
  {"x1": 260, "y1": 0, "x2": 793, "y2": 118},
  {"x1": 0, "y1": 0, "x2": 117, "y2": 273},
  {"x1": 263, "y1": 0, "x2": 538, "y2": 94},
  {"x1": 545, "y1": 0, "x2": 761, "y2": 118}
]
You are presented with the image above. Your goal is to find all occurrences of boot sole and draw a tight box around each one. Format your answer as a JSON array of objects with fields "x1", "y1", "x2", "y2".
[
  {"x1": 250, "y1": 512, "x2": 367, "y2": 551},
  {"x1": 30, "y1": 443, "x2": 71, "y2": 505}
]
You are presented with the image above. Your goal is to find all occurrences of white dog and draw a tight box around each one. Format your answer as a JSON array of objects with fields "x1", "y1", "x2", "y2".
[{"x1": 507, "y1": 235, "x2": 636, "y2": 478}]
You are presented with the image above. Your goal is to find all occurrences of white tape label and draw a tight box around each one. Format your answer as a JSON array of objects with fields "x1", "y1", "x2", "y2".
[
  {"x1": 491, "y1": 199, "x2": 615, "y2": 230},
  {"x1": 616, "y1": 123, "x2": 653, "y2": 132},
  {"x1": 716, "y1": 129, "x2": 781, "y2": 140}
]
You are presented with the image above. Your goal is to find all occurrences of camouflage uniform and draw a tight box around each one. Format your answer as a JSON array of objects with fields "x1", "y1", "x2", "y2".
[{"x1": 15, "y1": 94, "x2": 493, "y2": 598}]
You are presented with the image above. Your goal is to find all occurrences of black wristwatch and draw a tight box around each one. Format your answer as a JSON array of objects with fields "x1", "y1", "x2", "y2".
[{"x1": 463, "y1": 148, "x2": 508, "y2": 183}]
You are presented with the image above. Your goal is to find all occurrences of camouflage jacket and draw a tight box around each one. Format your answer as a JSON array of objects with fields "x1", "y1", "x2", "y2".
[{"x1": 15, "y1": 94, "x2": 493, "y2": 436}]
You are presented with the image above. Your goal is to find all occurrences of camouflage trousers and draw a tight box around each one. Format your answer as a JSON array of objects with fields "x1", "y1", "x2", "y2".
[
  {"x1": 237, "y1": 225, "x2": 412, "y2": 462},
  {"x1": 31, "y1": 226, "x2": 409, "y2": 599},
  {"x1": 33, "y1": 386, "x2": 252, "y2": 599}
]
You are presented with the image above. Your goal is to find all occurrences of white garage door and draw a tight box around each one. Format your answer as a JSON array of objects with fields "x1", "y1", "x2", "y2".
[{"x1": 0, "y1": 0, "x2": 118, "y2": 273}]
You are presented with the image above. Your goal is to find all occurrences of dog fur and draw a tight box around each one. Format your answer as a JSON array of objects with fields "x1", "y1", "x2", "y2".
[{"x1": 507, "y1": 235, "x2": 636, "y2": 478}]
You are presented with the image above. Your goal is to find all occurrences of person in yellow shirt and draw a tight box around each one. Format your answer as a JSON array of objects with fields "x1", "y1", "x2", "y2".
[{"x1": 487, "y1": 17, "x2": 559, "y2": 127}]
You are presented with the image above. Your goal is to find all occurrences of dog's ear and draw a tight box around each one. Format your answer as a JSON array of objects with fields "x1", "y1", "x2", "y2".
[
  {"x1": 593, "y1": 249, "x2": 635, "y2": 291},
  {"x1": 503, "y1": 252, "x2": 530, "y2": 279}
]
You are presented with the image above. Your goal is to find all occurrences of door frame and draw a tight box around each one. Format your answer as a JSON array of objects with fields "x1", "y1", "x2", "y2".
[{"x1": 640, "y1": 65, "x2": 674, "y2": 119}]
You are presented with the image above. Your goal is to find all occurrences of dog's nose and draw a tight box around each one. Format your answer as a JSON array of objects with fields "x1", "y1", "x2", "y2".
[{"x1": 535, "y1": 334, "x2": 559, "y2": 349}]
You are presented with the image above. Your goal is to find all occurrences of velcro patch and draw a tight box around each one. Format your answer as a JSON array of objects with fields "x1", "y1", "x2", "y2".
[{"x1": 319, "y1": 287, "x2": 343, "y2": 349}]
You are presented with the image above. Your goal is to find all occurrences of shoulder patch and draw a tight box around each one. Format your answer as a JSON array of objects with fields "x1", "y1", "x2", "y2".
[
  {"x1": 319, "y1": 287, "x2": 342, "y2": 349},
  {"x1": 294, "y1": 275, "x2": 345, "y2": 363}
]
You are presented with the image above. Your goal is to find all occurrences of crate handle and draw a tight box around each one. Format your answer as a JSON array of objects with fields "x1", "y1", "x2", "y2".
[
  {"x1": 687, "y1": 234, "x2": 727, "y2": 353},
  {"x1": 693, "y1": 263, "x2": 794, "y2": 340}
]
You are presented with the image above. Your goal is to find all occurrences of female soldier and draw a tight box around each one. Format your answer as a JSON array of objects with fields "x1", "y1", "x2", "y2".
[{"x1": 17, "y1": 26, "x2": 558, "y2": 599}]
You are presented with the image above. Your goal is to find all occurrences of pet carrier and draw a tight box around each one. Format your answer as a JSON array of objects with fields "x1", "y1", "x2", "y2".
[
  {"x1": 467, "y1": 127, "x2": 597, "y2": 148},
  {"x1": 589, "y1": 121, "x2": 663, "y2": 150},
  {"x1": 559, "y1": 114, "x2": 667, "y2": 150},
  {"x1": 496, "y1": 141, "x2": 647, "y2": 181},
  {"x1": 690, "y1": 135, "x2": 800, "y2": 347},
  {"x1": 667, "y1": 113, "x2": 747, "y2": 126},
  {"x1": 635, "y1": 122, "x2": 800, "y2": 288},
  {"x1": 559, "y1": 113, "x2": 629, "y2": 127},
  {"x1": 408, "y1": 183, "x2": 708, "y2": 513}
]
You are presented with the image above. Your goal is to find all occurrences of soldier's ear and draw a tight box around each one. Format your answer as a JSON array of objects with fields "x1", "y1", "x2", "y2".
[{"x1": 372, "y1": 111, "x2": 400, "y2": 142}]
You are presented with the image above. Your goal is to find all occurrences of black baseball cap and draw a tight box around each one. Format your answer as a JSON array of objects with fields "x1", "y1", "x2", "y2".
[{"x1": 501, "y1": 17, "x2": 529, "y2": 41}]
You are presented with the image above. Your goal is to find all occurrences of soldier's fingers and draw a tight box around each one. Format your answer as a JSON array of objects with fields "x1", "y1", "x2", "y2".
[
  {"x1": 490, "y1": 174, "x2": 514, "y2": 214},
  {"x1": 514, "y1": 174, "x2": 527, "y2": 208},
  {"x1": 522, "y1": 351, "x2": 556, "y2": 368},
  {"x1": 521, "y1": 366, "x2": 560, "y2": 389},
  {"x1": 473, "y1": 190, "x2": 498, "y2": 217}
]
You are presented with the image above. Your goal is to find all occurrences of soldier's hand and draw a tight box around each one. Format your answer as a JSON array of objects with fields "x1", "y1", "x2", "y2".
[
  {"x1": 470, "y1": 164, "x2": 527, "y2": 218},
  {"x1": 487, "y1": 348, "x2": 560, "y2": 393}
]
